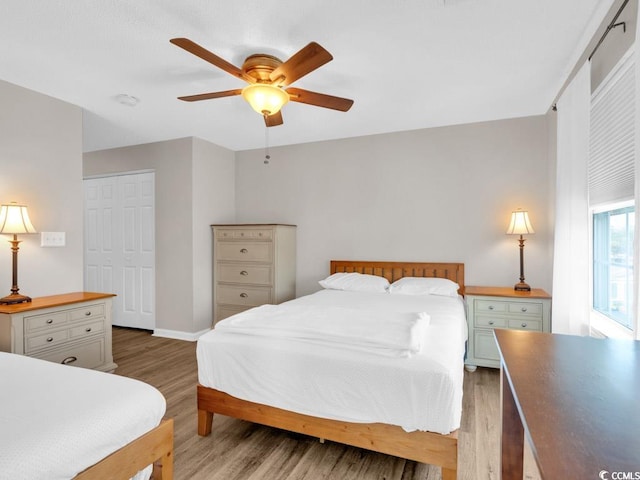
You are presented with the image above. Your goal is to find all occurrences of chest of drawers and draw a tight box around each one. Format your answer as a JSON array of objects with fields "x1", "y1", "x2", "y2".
[
  {"x1": 0, "y1": 292, "x2": 117, "y2": 372},
  {"x1": 465, "y1": 286, "x2": 551, "y2": 369},
  {"x1": 212, "y1": 224, "x2": 296, "y2": 324}
]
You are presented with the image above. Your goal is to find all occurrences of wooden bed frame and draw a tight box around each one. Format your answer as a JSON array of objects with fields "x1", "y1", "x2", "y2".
[
  {"x1": 74, "y1": 418, "x2": 174, "y2": 480},
  {"x1": 198, "y1": 260, "x2": 465, "y2": 480}
]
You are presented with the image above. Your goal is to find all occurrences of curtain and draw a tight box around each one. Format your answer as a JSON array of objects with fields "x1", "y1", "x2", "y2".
[
  {"x1": 552, "y1": 61, "x2": 591, "y2": 335},
  {"x1": 634, "y1": 4, "x2": 640, "y2": 340}
]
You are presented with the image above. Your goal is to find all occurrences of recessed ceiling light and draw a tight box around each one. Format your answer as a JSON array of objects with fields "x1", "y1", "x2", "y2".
[{"x1": 115, "y1": 94, "x2": 140, "y2": 107}]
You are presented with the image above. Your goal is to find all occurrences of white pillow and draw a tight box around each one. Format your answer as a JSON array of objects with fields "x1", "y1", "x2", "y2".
[
  {"x1": 388, "y1": 277, "x2": 459, "y2": 297},
  {"x1": 319, "y1": 272, "x2": 390, "y2": 293}
]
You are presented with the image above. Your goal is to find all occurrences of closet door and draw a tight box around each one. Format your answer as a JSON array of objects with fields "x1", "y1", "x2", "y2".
[{"x1": 84, "y1": 172, "x2": 155, "y2": 330}]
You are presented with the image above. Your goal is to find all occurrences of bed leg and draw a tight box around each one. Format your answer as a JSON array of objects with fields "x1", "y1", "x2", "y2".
[
  {"x1": 152, "y1": 448, "x2": 174, "y2": 480},
  {"x1": 441, "y1": 467, "x2": 457, "y2": 480},
  {"x1": 198, "y1": 408, "x2": 214, "y2": 436}
]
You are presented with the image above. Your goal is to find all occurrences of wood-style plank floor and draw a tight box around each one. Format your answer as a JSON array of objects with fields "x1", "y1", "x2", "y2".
[{"x1": 112, "y1": 327, "x2": 539, "y2": 480}]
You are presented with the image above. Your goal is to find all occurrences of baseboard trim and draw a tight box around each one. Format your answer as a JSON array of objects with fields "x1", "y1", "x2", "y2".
[{"x1": 152, "y1": 328, "x2": 211, "y2": 342}]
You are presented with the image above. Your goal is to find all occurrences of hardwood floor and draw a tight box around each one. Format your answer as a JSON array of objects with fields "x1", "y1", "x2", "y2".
[{"x1": 112, "y1": 327, "x2": 536, "y2": 480}]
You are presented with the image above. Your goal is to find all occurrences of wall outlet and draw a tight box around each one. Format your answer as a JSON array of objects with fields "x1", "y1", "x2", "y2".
[{"x1": 41, "y1": 232, "x2": 66, "y2": 247}]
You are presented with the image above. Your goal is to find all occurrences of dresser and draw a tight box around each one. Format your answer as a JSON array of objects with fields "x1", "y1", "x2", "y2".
[
  {"x1": 212, "y1": 224, "x2": 296, "y2": 324},
  {"x1": 465, "y1": 286, "x2": 551, "y2": 369},
  {"x1": 0, "y1": 292, "x2": 118, "y2": 372}
]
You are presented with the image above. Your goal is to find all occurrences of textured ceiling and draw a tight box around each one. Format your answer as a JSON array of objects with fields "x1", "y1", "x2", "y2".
[{"x1": 0, "y1": 1, "x2": 611, "y2": 152}]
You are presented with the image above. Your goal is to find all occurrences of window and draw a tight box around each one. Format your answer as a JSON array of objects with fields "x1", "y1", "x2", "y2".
[{"x1": 592, "y1": 205, "x2": 634, "y2": 330}]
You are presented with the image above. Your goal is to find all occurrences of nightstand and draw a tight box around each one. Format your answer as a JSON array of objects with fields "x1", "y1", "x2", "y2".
[{"x1": 465, "y1": 286, "x2": 551, "y2": 370}]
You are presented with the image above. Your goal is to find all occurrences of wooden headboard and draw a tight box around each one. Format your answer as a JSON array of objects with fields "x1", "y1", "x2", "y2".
[{"x1": 330, "y1": 260, "x2": 465, "y2": 296}]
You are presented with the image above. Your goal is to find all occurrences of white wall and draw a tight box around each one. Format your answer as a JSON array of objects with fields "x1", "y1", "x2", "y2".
[
  {"x1": 235, "y1": 116, "x2": 553, "y2": 296},
  {"x1": 0, "y1": 79, "x2": 84, "y2": 298}
]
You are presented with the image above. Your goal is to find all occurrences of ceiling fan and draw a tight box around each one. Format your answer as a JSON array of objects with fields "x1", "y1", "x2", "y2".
[{"x1": 170, "y1": 38, "x2": 354, "y2": 127}]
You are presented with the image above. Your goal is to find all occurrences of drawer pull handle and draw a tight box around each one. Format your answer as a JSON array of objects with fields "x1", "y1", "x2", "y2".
[
  {"x1": 46, "y1": 319, "x2": 53, "y2": 324},
  {"x1": 240, "y1": 270, "x2": 249, "y2": 276},
  {"x1": 85, "y1": 327, "x2": 92, "y2": 333},
  {"x1": 61, "y1": 356, "x2": 77, "y2": 365},
  {"x1": 46, "y1": 337, "x2": 54, "y2": 342},
  {"x1": 488, "y1": 306, "x2": 494, "y2": 310},
  {"x1": 240, "y1": 293, "x2": 248, "y2": 298},
  {"x1": 521, "y1": 322, "x2": 528, "y2": 328},
  {"x1": 521, "y1": 307, "x2": 528, "y2": 312},
  {"x1": 85, "y1": 311, "x2": 92, "y2": 316},
  {"x1": 488, "y1": 320, "x2": 495, "y2": 325},
  {"x1": 240, "y1": 248, "x2": 248, "y2": 253}
]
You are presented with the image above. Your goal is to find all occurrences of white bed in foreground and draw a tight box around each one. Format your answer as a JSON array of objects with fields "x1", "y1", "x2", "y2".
[
  {"x1": 197, "y1": 260, "x2": 466, "y2": 480},
  {"x1": 0, "y1": 352, "x2": 173, "y2": 480}
]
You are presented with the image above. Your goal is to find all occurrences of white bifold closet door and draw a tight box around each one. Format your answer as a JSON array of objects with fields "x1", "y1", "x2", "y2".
[{"x1": 84, "y1": 172, "x2": 155, "y2": 330}]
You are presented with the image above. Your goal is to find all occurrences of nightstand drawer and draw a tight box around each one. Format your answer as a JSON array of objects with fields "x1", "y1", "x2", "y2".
[
  {"x1": 69, "y1": 319, "x2": 105, "y2": 340},
  {"x1": 475, "y1": 300, "x2": 508, "y2": 313},
  {"x1": 24, "y1": 311, "x2": 68, "y2": 332},
  {"x1": 32, "y1": 338, "x2": 106, "y2": 369},
  {"x1": 508, "y1": 302, "x2": 542, "y2": 317},
  {"x1": 474, "y1": 316, "x2": 507, "y2": 329},
  {"x1": 217, "y1": 264, "x2": 272, "y2": 285},
  {"x1": 507, "y1": 319, "x2": 542, "y2": 331},
  {"x1": 69, "y1": 303, "x2": 105, "y2": 322},
  {"x1": 217, "y1": 285, "x2": 272, "y2": 307},
  {"x1": 216, "y1": 242, "x2": 272, "y2": 262},
  {"x1": 473, "y1": 330, "x2": 500, "y2": 362},
  {"x1": 26, "y1": 330, "x2": 70, "y2": 352}
]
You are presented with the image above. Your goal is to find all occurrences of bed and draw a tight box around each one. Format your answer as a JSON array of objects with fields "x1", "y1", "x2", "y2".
[
  {"x1": 197, "y1": 260, "x2": 466, "y2": 480},
  {"x1": 0, "y1": 351, "x2": 174, "y2": 480}
]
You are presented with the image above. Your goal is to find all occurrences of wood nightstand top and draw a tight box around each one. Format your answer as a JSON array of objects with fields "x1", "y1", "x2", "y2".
[{"x1": 465, "y1": 286, "x2": 551, "y2": 299}]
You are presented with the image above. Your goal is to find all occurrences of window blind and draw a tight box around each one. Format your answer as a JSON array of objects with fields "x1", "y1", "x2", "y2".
[{"x1": 589, "y1": 47, "x2": 635, "y2": 206}]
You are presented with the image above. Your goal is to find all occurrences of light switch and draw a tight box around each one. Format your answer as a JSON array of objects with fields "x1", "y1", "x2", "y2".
[{"x1": 41, "y1": 232, "x2": 66, "y2": 247}]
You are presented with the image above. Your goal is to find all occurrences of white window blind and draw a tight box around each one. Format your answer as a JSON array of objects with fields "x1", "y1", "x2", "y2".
[{"x1": 589, "y1": 47, "x2": 635, "y2": 206}]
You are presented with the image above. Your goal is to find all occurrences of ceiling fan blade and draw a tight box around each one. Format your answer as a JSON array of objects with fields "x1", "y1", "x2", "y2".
[
  {"x1": 269, "y1": 42, "x2": 333, "y2": 87},
  {"x1": 264, "y1": 111, "x2": 284, "y2": 127},
  {"x1": 177, "y1": 89, "x2": 243, "y2": 102},
  {"x1": 287, "y1": 88, "x2": 354, "y2": 112},
  {"x1": 170, "y1": 38, "x2": 253, "y2": 83}
]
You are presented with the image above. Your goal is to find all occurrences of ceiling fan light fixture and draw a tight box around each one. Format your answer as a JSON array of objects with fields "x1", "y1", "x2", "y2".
[{"x1": 242, "y1": 84, "x2": 289, "y2": 116}]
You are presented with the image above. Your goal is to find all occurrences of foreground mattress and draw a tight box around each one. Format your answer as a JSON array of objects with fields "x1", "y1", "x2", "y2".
[
  {"x1": 197, "y1": 289, "x2": 467, "y2": 434},
  {"x1": 0, "y1": 352, "x2": 166, "y2": 480}
]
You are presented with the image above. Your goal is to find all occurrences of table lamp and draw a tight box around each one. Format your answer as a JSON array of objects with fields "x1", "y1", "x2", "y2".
[
  {"x1": 0, "y1": 202, "x2": 37, "y2": 304},
  {"x1": 506, "y1": 208, "x2": 534, "y2": 291}
]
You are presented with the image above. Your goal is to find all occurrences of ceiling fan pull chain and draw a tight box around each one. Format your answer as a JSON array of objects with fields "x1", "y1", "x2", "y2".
[{"x1": 264, "y1": 124, "x2": 271, "y2": 165}]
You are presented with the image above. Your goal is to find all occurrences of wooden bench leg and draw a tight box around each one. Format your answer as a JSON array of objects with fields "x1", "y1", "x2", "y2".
[{"x1": 198, "y1": 408, "x2": 214, "y2": 436}]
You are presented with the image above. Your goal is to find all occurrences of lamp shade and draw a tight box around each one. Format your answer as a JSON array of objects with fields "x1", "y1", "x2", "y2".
[
  {"x1": 506, "y1": 209, "x2": 534, "y2": 235},
  {"x1": 0, "y1": 203, "x2": 37, "y2": 234},
  {"x1": 242, "y1": 84, "x2": 290, "y2": 116}
]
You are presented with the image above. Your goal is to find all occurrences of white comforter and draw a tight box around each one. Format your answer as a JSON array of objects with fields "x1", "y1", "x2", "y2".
[
  {"x1": 197, "y1": 289, "x2": 467, "y2": 434},
  {"x1": 0, "y1": 352, "x2": 166, "y2": 480}
]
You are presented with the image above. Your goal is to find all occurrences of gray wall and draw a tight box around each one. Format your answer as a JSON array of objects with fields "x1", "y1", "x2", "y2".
[
  {"x1": 83, "y1": 137, "x2": 235, "y2": 334},
  {"x1": 0, "y1": 79, "x2": 84, "y2": 297},
  {"x1": 235, "y1": 116, "x2": 553, "y2": 297}
]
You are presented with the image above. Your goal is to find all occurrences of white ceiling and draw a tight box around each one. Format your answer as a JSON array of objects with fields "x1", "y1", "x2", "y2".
[{"x1": 0, "y1": 1, "x2": 610, "y2": 152}]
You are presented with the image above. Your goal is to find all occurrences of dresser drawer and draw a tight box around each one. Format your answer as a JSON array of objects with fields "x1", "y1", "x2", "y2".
[
  {"x1": 473, "y1": 330, "x2": 500, "y2": 362},
  {"x1": 69, "y1": 303, "x2": 105, "y2": 322},
  {"x1": 24, "y1": 311, "x2": 68, "y2": 332},
  {"x1": 217, "y1": 285, "x2": 272, "y2": 307},
  {"x1": 218, "y1": 264, "x2": 272, "y2": 285},
  {"x1": 474, "y1": 316, "x2": 507, "y2": 329},
  {"x1": 216, "y1": 242, "x2": 272, "y2": 262},
  {"x1": 215, "y1": 304, "x2": 254, "y2": 323},
  {"x1": 32, "y1": 338, "x2": 106, "y2": 369},
  {"x1": 216, "y1": 228, "x2": 273, "y2": 240},
  {"x1": 507, "y1": 319, "x2": 542, "y2": 331},
  {"x1": 25, "y1": 329, "x2": 70, "y2": 353}
]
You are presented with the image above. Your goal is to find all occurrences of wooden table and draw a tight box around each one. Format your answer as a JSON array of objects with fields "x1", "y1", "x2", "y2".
[{"x1": 494, "y1": 329, "x2": 640, "y2": 479}]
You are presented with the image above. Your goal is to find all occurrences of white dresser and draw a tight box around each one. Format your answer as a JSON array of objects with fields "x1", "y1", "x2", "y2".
[
  {"x1": 465, "y1": 286, "x2": 551, "y2": 369},
  {"x1": 212, "y1": 224, "x2": 296, "y2": 324},
  {"x1": 0, "y1": 292, "x2": 118, "y2": 372}
]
